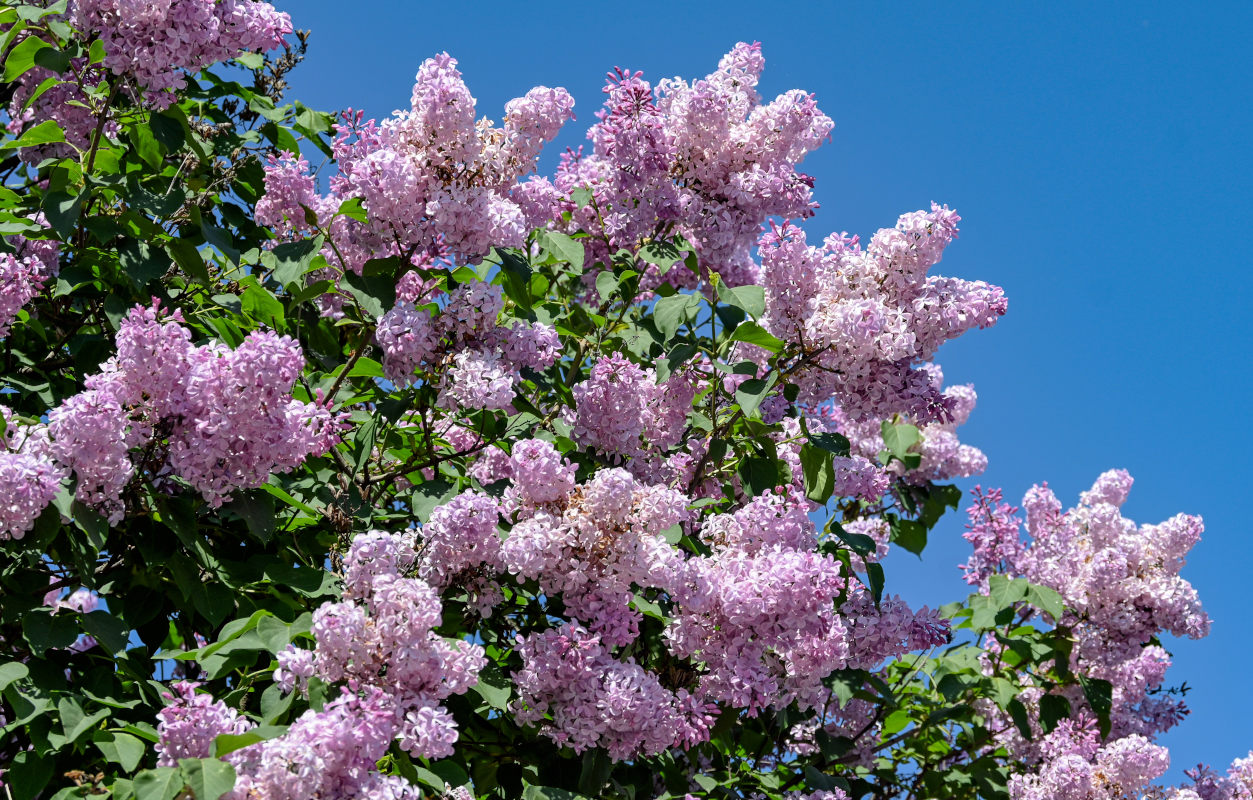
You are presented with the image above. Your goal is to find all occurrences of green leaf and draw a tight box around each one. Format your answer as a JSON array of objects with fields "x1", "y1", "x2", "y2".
[
  {"x1": 866, "y1": 562, "x2": 886, "y2": 604},
  {"x1": 594, "y1": 270, "x2": 619, "y2": 303},
  {"x1": 242, "y1": 280, "x2": 285, "y2": 328},
  {"x1": 493, "y1": 248, "x2": 534, "y2": 311},
  {"x1": 569, "y1": 186, "x2": 594, "y2": 208},
  {"x1": 32, "y1": 46, "x2": 70, "y2": 74},
  {"x1": 227, "y1": 491, "x2": 276, "y2": 543},
  {"x1": 809, "y1": 431, "x2": 851, "y2": 456},
  {"x1": 800, "y1": 443, "x2": 835, "y2": 504},
  {"x1": 1080, "y1": 675, "x2": 1113, "y2": 738},
  {"x1": 734, "y1": 374, "x2": 776, "y2": 419},
  {"x1": 880, "y1": 420, "x2": 922, "y2": 467},
  {"x1": 133, "y1": 767, "x2": 182, "y2": 800},
  {"x1": 889, "y1": 517, "x2": 928, "y2": 556},
  {"x1": 235, "y1": 52, "x2": 264, "y2": 69},
  {"x1": 271, "y1": 236, "x2": 323, "y2": 287},
  {"x1": 4, "y1": 35, "x2": 50, "y2": 81},
  {"x1": 179, "y1": 757, "x2": 236, "y2": 800},
  {"x1": 653, "y1": 293, "x2": 700, "y2": 340},
  {"x1": 1025, "y1": 582, "x2": 1065, "y2": 622},
  {"x1": 3, "y1": 118, "x2": 65, "y2": 149},
  {"x1": 342, "y1": 271, "x2": 396, "y2": 318},
  {"x1": 717, "y1": 283, "x2": 765, "y2": 319},
  {"x1": 1038, "y1": 693, "x2": 1071, "y2": 734},
  {"x1": 167, "y1": 239, "x2": 211, "y2": 285},
  {"x1": 0, "y1": 661, "x2": 29, "y2": 693},
  {"x1": 639, "y1": 240, "x2": 685, "y2": 275},
  {"x1": 95, "y1": 731, "x2": 146, "y2": 773},
  {"x1": 737, "y1": 455, "x2": 780, "y2": 496},
  {"x1": 336, "y1": 196, "x2": 367, "y2": 222},
  {"x1": 537, "y1": 230, "x2": 584, "y2": 270},
  {"x1": 23, "y1": 608, "x2": 78, "y2": 655},
  {"x1": 471, "y1": 661, "x2": 511, "y2": 710},
  {"x1": 1007, "y1": 697, "x2": 1033, "y2": 738},
  {"x1": 211, "y1": 726, "x2": 286, "y2": 757},
  {"x1": 727, "y1": 320, "x2": 784, "y2": 353},
  {"x1": 82, "y1": 610, "x2": 128, "y2": 655},
  {"x1": 5, "y1": 752, "x2": 52, "y2": 800}
]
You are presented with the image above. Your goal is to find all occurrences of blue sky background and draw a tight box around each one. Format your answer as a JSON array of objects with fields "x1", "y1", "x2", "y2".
[{"x1": 274, "y1": 0, "x2": 1253, "y2": 780}]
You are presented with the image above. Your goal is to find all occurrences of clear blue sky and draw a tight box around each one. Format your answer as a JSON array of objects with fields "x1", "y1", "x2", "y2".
[{"x1": 275, "y1": 0, "x2": 1253, "y2": 780}]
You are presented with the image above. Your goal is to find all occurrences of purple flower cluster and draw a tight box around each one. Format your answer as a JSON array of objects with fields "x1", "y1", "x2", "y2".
[
  {"x1": 0, "y1": 226, "x2": 60, "y2": 337},
  {"x1": 4, "y1": 302, "x2": 344, "y2": 527},
  {"x1": 1009, "y1": 733, "x2": 1171, "y2": 800},
  {"x1": 155, "y1": 682, "x2": 253, "y2": 766},
  {"x1": 512, "y1": 623, "x2": 715, "y2": 760},
  {"x1": 71, "y1": 0, "x2": 291, "y2": 107},
  {"x1": 257, "y1": 53, "x2": 574, "y2": 299},
  {"x1": 959, "y1": 485, "x2": 1025, "y2": 589},
  {"x1": 756, "y1": 213, "x2": 1006, "y2": 423},
  {"x1": 519, "y1": 42, "x2": 832, "y2": 289},
  {"x1": 566, "y1": 352, "x2": 697, "y2": 459},
  {"x1": 0, "y1": 408, "x2": 65, "y2": 540},
  {"x1": 374, "y1": 278, "x2": 561, "y2": 403},
  {"x1": 157, "y1": 531, "x2": 484, "y2": 798}
]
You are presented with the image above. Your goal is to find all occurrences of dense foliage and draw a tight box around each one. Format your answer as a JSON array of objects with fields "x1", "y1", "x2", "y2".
[{"x1": 0, "y1": 3, "x2": 1245, "y2": 800}]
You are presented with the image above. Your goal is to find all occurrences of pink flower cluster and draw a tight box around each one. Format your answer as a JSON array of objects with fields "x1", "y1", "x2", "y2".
[
  {"x1": 511, "y1": 623, "x2": 715, "y2": 760},
  {"x1": 518, "y1": 42, "x2": 832, "y2": 289},
  {"x1": 5, "y1": 59, "x2": 115, "y2": 159},
  {"x1": 959, "y1": 485, "x2": 1025, "y2": 589},
  {"x1": 755, "y1": 212, "x2": 1006, "y2": 423},
  {"x1": 1009, "y1": 731, "x2": 1171, "y2": 800},
  {"x1": 405, "y1": 442, "x2": 955, "y2": 752},
  {"x1": 0, "y1": 226, "x2": 60, "y2": 337},
  {"x1": 257, "y1": 53, "x2": 575, "y2": 294},
  {"x1": 969, "y1": 470, "x2": 1211, "y2": 769},
  {"x1": 155, "y1": 681, "x2": 252, "y2": 766},
  {"x1": 7, "y1": 1, "x2": 288, "y2": 159},
  {"x1": 820, "y1": 365, "x2": 989, "y2": 486},
  {"x1": 1180, "y1": 752, "x2": 1253, "y2": 800},
  {"x1": 0, "y1": 408, "x2": 65, "y2": 540},
  {"x1": 156, "y1": 682, "x2": 423, "y2": 800},
  {"x1": 294, "y1": 530, "x2": 485, "y2": 759},
  {"x1": 566, "y1": 352, "x2": 697, "y2": 459},
  {"x1": 157, "y1": 530, "x2": 481, "y2": 799},
  {"x1": 71, "y1": 0, "x2": 292, "y2": 107},
  {"x1": 4, "y1": 302, "x2": 343, "y2": 528},
  {"x1": 374, "y1": 278, "x2": 561, "y2": 405},
  {"x1": 499, "y1": 461, "x2": 690, "y2": 645}
]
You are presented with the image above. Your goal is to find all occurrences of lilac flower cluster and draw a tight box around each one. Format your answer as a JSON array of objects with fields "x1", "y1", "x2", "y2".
[
  {"x1": 519, "y1": 42, "x2": 832, "y2": 289},
  {"x1": 968, "y1": 470, "x2": 1211, "y2": 772},
  {"x1": 0, "y1": 408, "x2": 65, "y2": 540},
  {"x1": 959, "y1": 485, "x2": 1025, "y2": 589},
  {"x1": 7, "y1": 1, "x2": 288, "y2": 161},
  {"x1": 756, "y1": 213, "x2": 1006, "y2": 423},
  {"x1": 374, "y1": 278, "x2": 561, "y2": 406},
  {"x1": 1009, "y1": 732, "x2": 1171, "y2": 800},
  {"x1": 0, "y1": 226, "x2": 60, "y2": 337},
  {"x1": 566, "y1": 352, "x2": 697, "y2": 459},
  {"x1": 5, "y1": 302, "x2": 342, "y2": 527},
  {"x1": 156, "y1": 682, "x2": 422, "y2": 800},
  {"x1": 157, "y1": 531, "x2": 482, "y2": 798},
  {"x1": 1020, "y1": 470, "x2": 1209, "y2": 739},
  {"x1": 1179, "y1": 752, "x2": 1253, "y2": 800},
  {"x1": 71, "y1": 0, "x2": 292, "y2": 107},
  {"x1": 500, "y1": 463, "x2": 690, "y2": 645},
  {"x1": 294, "y1": 530, "x2": 484, "y2": 760},
  {"x1": 155, "y1": 682, "x2": 252, "y2": 767},
  {"x1": 512, "y1": 623, "x2": 715, "y2": 760},
  {"x1": 257, "y1": 53, "x2": 575, "y2": 299}
]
